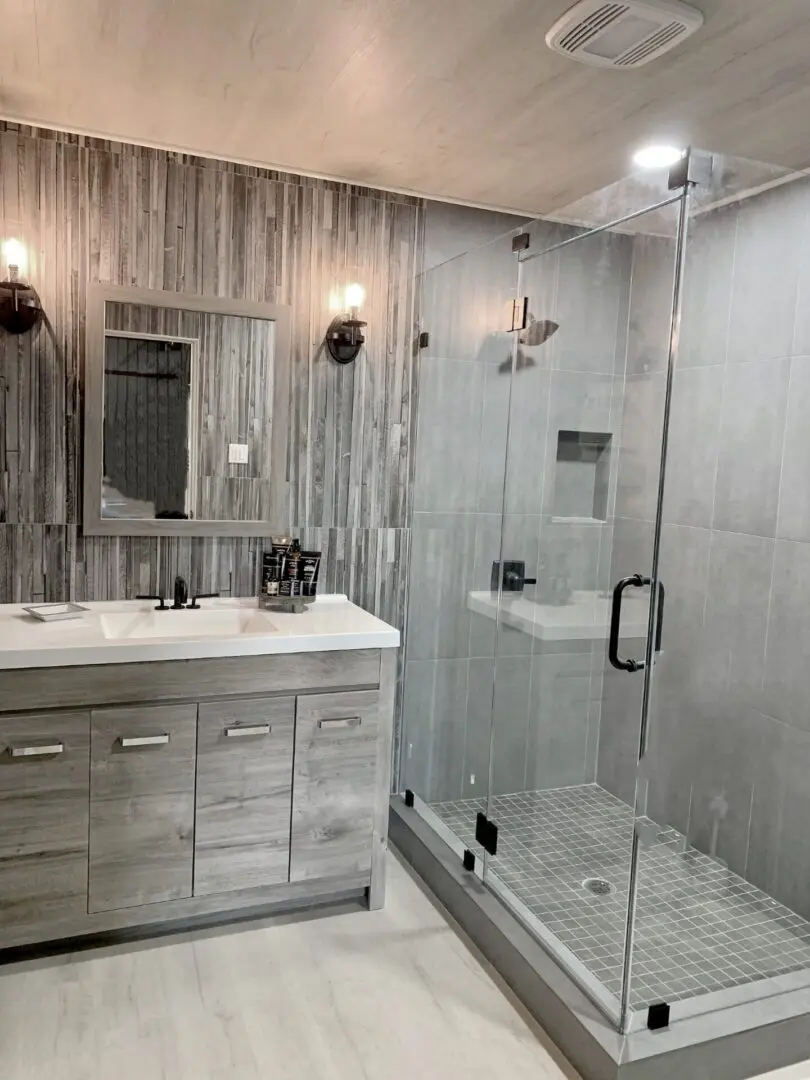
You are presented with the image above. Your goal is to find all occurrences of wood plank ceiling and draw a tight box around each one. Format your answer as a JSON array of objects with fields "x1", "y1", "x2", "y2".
[{"x1": 2, "y1": 0, "x2": 810, "y2": 214}]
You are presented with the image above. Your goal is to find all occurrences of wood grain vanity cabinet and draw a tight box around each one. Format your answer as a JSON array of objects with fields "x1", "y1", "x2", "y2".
[
  {"x1": 88, "y1": 703, "x2": 198, "y2": 912},
  {"x1": 0, "y1": 647, "x2": 395, "y2": 952},
  {"x1": 194, "y1": 696, "x2": 295, "y2": 895},
  {"x1": 0, "y1": 711, "x2": 90, "y2": 931},
  {"x1": 290, "y1": 690, "x2": 380, "y2": 881}
]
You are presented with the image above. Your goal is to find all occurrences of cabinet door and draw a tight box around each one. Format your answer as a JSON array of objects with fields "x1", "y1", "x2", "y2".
[
  {"x1": 290, "y1": 690, "x2": 379, "y2": 882},
  {"x1": 194, "y1": 696, "x2": 295, "y2": 896},
  {"x1": 0, "y1": 712, "x2": 90, "y2": 940},
  {"x1": 89, "y1": 703, "x2": 197, "y2": 913}
]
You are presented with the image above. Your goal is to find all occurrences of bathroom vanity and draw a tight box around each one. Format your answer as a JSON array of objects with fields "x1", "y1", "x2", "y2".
[{"x1": 0, "y1": 595, "x2": 398, "y2": 952}]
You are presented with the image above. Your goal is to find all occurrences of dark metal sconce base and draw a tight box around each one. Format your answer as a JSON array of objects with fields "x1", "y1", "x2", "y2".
[
  {"x1": 326, "y1": 315, "x2": 366, "y2": 364},
  {"x1": 0, "y1": 279, "x2": 43, "y2": 334}
]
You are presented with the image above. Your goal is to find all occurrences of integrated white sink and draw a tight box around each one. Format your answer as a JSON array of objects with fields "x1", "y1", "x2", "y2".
[{"x1": 100, "y1": 608, "x2": 278, "y2": 641}]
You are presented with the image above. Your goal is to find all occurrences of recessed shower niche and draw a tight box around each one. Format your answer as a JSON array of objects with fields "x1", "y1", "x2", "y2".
[{"x1": 552, "y1": 429, "x2": 612, "y2": 522}]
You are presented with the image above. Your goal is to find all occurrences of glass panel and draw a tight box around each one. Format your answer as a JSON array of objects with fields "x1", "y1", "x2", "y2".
[
  {"x1": 397, "y1": 226, "x2": 522, "y2": 877},
  {"x1": 481, "y1": 200, "x2": 684, "y2": 1025},
  {"x1": 628, "y1": 153, "x2": 810, "y2": 1026}
]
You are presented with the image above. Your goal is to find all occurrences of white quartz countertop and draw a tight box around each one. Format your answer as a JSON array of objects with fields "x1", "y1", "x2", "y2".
[
  {"x1": 468, "y1": 589, "x2": 650, "y2": 643},
  {"x1": 0, "y1": 595, "x2": 400, "y2": 670}
]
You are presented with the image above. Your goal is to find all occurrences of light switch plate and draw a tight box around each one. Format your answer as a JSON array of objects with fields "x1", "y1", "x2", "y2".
[{"x1": 228, "y1": 442, "x2": 249, "y2": 464}]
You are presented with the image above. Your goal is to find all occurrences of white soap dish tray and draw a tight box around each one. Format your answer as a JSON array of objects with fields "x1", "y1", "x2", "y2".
[{"x1": 23, "y1": 603, "x2": 89, "y2": 622}]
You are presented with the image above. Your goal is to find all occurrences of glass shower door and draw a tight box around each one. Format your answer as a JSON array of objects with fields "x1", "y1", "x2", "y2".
[
  {"x1": 481, "y1": 183, "x2": 687, "y2": 1025},
  {"x1": 398, "y1": 225, "x2": 523, "y2": 880},
  {"x1": 624, "y1": 151, "x2": 810, "y2": 1028}
]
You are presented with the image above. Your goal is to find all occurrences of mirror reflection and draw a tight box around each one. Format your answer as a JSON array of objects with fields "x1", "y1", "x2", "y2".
[{"x1": 101, "y1": 302, "x2": 276, "y2": 521}]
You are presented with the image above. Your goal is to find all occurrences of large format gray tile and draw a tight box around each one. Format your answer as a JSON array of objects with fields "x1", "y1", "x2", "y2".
[
  {"x1": 475, "y1": 361, "x2": 511, "y2": 513},
  {"x1": 609, "y1": 517, "x2": 655, "y2": 581},
  {"x1": 656, "y1": 522, "x2": 711, "y2": 645},
  {"x1": 554, "y1": 228, "x2": 631, "y2": 375},
  {"x1": 626, "y1": 234, "x2": 677, "y2": 376},
  {"x1": 596, "y1": 655, "x2": 646, "y2": 804},
  {"x1": 790, "y1": 176, "x2": 810, "y2": 354},
  {"x1": 490, "y1": 654, "x2": 532, "y2": 796},
  {"x1": 678, "y1": 202, "x2": 737, "y2": 369},
  {"x1": 541, "y1": 370, "x2": 615, "y2": 519},
  {"x1": 407, "y1": 513, "x2": 477, "y2": 660},
  {"x1": 704, "y1": 529, "x2": 774, "y2": 702},
  {"x1": 419, "y1": 235, "x2": 517, "y2": 363},
  {"x1": 615, "y1": 373, "x2": 667, "y2": 523},
  {"x1": 526, "y1": 647, "x2": 592, "y2": 790},
  {"x1": 778, "y1": 356, "x2": 810, "y2": 541},
  {"x1": 502, "y1": 365, "x2": 551, "y2": 516},
  {"x1": 536, "y1": 517, "x2": 602, "y2": 607},
  {"x1": 462, "y1": 658, "x2": 496, "y2": 800},
  {"x1": 713, "y1": 357, "x2": 790, "y2": 537},
  {"x1": 726, "y1": 181, "x2": 803, "y2": 365},
  {"x1": 769, "y1": 721, "x2": 810, "y2": 920},
  {"x1": 763, "y1": 539, "x2": 810, "y2": 729},
  {"x1": 400, "y1": 658, "x2": 469, "y2": 803},
  {"x1": 661, "y1": 365, "x2": 723, "y2": 528},
  {"x1": 413, "y1": 358, "x2": 485, "y2": 513}
]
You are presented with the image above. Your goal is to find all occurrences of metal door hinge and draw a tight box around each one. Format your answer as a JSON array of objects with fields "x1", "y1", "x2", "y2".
[
  {"x1": 404, "y1": 789, "x2": 415, "y2": 808},
  {"x1": 505, "y1": 297, "x2": 528, "y2": 332},
  {"x1": 462, "y1": 849, "x2": 476, "y2": 872},
  {"x1": 512, "y1": 232, "x2": 530, "y2": 252},
  {"x1": 418, "y1": 331, "x2": 430, "y2": 349},
  {"x1": 475, "y1": 811, "x2": 499, "y2": 856}
]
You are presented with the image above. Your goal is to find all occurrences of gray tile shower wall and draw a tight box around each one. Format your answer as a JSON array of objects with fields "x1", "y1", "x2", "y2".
[
  {"x1": 598, "y1": 174, "x2": 810, "y2": 920},
  {"x1": 402, "y1": 215, "x2": 638, "y2": 804}
]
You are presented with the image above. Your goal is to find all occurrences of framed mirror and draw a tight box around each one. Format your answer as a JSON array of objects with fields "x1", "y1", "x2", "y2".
[{"x1": 83, "y1": 285, "x2": 291, "y2": 535}]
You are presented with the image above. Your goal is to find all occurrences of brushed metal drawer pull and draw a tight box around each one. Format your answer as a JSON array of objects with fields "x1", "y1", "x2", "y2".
[
  {"x1": 317, "y1": 717, "x2": 361, "y2": 730},
  {"x1": 119, "y1": 734, "x2": 171, "y2": 748},
  {"x1": 225, "y1": 724, "x2": 272, "y2": 737},
  {"x1": 9, "y1": 743, "x2": 65, "y2": 758}
]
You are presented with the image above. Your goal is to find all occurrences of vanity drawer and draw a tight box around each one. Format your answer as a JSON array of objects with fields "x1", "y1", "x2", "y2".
[
  {"x1": 0, "y1": 712, "x2": 90, "y2": 939},
  {"x1": 194, "y1": 696, "x2": 295, "y2": 896},
  {"x1": 89, "y1": 703, "x2": 197, "y2": 913},
  {"x1": 290, "y1": 690, "x2": 379, "y2": 882}
]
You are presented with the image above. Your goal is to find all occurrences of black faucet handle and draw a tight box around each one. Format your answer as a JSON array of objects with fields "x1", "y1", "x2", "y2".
[
  {"x1": 136, "y1": 593, "x2": 167, "y2": 611},
  {"x1": 187, "y1": 592, "x2": 220, "y2": 610}
]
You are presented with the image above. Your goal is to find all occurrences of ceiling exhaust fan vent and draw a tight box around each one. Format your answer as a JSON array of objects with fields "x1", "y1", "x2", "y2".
[{"x1": 547, "y1": 0, "x2": 703, "y2": 69}]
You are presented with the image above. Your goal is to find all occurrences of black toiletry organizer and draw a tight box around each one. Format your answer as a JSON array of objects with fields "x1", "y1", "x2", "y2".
[{"x1": 261, "y1": 537, "x2": 321, "y2": 613}]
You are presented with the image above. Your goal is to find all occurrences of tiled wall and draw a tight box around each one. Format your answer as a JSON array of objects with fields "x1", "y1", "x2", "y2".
[
  {"x1": 598, "y1": 175, "x2": 810, "y2": 920},
  {"x1": 401, "y1": 214, "x2": 647, "y2": 803}
]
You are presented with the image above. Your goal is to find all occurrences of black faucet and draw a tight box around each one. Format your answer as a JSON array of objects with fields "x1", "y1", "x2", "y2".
[{"x1": 172, "y1": 576, "x2": 188, "y2": 610}]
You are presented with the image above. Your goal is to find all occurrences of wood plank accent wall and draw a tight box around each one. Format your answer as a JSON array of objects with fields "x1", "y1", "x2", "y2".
[{"x1": 0, "y1": 123, "x2": 421, "y2": 761}]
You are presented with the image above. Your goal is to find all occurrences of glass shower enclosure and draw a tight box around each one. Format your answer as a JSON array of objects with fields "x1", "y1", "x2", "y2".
[{"x1": 398, "y1": 147, "x2": 810, "y2": 1036}]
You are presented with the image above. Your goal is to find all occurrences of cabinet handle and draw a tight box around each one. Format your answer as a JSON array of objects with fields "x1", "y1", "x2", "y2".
[
  {"x1": 317, "y1": 717, "x2": 361, "y2": 730},
  {"x1": 8, "y1": 743, "x2": 64, "y2": 758},
  {"x1": 119, "y1": 734, "x2": 170, "y2": 748},
  {"x1": 225, "y1": 724, "x2": 271, "y2": 737}
]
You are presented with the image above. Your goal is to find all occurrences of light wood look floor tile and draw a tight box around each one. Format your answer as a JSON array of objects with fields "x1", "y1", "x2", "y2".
[{"x1": 0, "y1": 854, "x2": 577, "y2": 1080}]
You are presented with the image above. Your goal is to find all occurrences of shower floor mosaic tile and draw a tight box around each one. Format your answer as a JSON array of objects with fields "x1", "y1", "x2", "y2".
[{"x1": 431, "y1": 784, "x2": 810, "y2": 1009}]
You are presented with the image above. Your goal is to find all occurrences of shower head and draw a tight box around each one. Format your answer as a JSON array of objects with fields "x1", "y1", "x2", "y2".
[
  {"x1": 520, "y1": 318, "x2": 560, "y2": 347},
  {"x1": 498, "y1": 316, "x2": 560, "y2": 374}
]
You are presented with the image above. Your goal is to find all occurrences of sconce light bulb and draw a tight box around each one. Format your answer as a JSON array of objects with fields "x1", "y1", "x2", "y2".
[
  {"x1": 2, "y1": 238, "x2": 27, "y2": 278},
  {"x1": 344, "y1": 282, "x2": 365, "y2": 311}
]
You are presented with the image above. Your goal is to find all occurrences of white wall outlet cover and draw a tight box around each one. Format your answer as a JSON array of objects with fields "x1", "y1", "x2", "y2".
[{"x1": 228, "y1": 442, "x2": 249, "y2": 464}]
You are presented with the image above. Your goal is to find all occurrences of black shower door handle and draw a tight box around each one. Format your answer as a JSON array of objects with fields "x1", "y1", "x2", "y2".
[{"x1": 609, "y1": 574, "x2": 664, "y2": 672}]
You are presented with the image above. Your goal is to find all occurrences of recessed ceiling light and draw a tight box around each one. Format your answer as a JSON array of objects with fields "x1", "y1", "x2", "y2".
[{"x1": 633, "y1": 145, "x2": 685, "y2": 169}]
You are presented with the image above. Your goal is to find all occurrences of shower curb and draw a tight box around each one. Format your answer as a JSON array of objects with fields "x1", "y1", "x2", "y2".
[{"x1": 390, "y1": 797, "x2": 810, "y2": 1080}]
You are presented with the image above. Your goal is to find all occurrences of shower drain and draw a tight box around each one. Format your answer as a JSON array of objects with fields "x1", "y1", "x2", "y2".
[{"x1": 582, "y1": 877, "x2": 613, "y2": 897}]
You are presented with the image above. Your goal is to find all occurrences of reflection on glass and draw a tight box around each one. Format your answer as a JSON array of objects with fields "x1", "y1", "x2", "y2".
[
  {"x1": 102, "y1": 334, "x2": 194, "y2": 519},
  {"x1": 99, "y1": 302, "x2": 276, "y2": 523}
]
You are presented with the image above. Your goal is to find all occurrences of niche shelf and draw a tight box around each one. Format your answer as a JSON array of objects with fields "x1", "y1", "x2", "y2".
[{"x1": 552, "y1": 430, "x2": 612, "y2": 523}]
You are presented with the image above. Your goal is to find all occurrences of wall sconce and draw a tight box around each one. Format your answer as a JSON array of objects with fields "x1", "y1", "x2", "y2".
[
  {"x1": 0, "y1": 239, "x2": 42, "y2": 335},
  {"x1": 325, "y1": 282, "x2": 366, "y2": 364}
]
